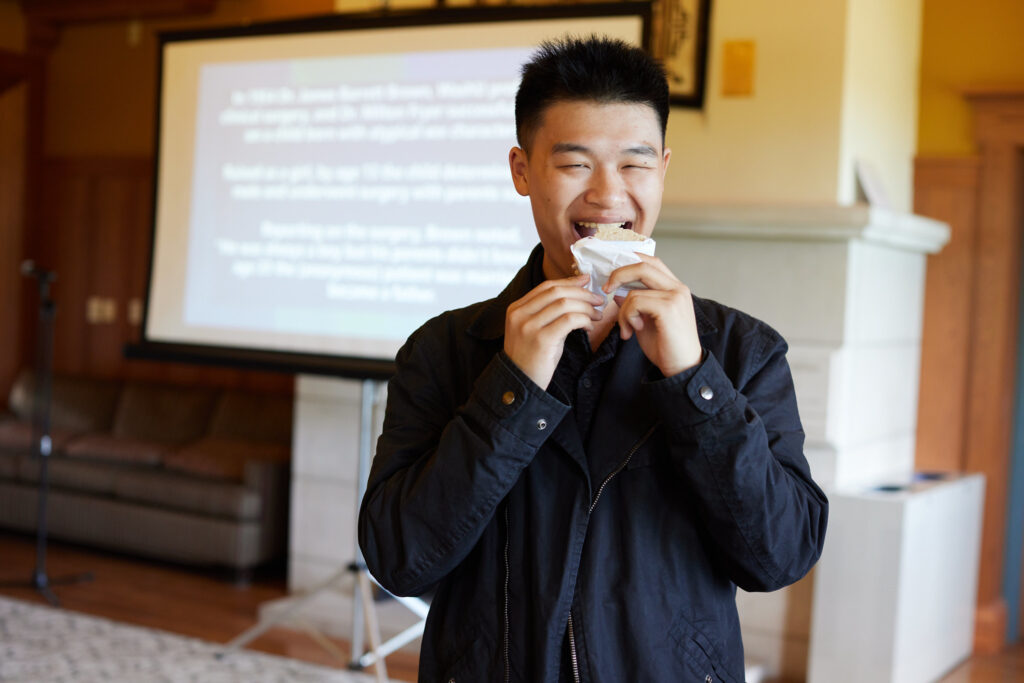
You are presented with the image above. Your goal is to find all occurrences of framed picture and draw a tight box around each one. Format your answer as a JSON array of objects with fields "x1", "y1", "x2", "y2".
[{"x1": 652, "y1": 0, "x2": 712, "y2": 107}]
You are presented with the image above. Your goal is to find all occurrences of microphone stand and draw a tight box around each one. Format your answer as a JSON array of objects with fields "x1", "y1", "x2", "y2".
[{"x1": 0, "y1": 262, "x2": 93, "y2": 605}]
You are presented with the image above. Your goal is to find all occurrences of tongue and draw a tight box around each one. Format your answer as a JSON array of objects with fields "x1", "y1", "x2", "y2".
[{"x1": 575, "y1": 223, "x2": 597, "y2": 239}]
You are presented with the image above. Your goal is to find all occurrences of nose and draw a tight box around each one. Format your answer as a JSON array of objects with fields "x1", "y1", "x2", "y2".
[{"x1": 583, "y1": 166, "x2": 626, "y2": 208}]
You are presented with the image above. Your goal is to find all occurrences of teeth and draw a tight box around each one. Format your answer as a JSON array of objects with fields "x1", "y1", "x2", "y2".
[{"x1": 576, "y1": 221, "x2": 626, "y2": 229}]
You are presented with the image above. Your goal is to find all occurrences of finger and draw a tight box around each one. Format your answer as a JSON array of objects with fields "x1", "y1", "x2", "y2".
[
  {"x1": 606, "y1": 260, "x2": 677, "y2": 291},
  {"x1": 512, "y1": 295, "x2": 603, "y2": 337},
  {"x1": 512, "y1": 276, "x2": 604, "y2": 314},
  {"x1": 613, "y1": 294, "x2": 644, "y2": 340},
  {"x1": 511, "y1": 292, "x2": 604, "y2": 325},
  {"x1": 634, "y1": 252, "x2": 674, "y2": 272},
  {"x1": 509, "y1": 274, "x2": 586, "y2": 308},
  {"x1": 543, "y1": 311, "x2": 597, "y2": 337},
  {"x1": 615, "y1": 289, "x2": 678, "y2": 338},
  {"x1": 520, "y1": 310, "x2": 596, "y2": 350},
  {"x1": 603, "y1": 260, "x2": 680, "y2": 295}
]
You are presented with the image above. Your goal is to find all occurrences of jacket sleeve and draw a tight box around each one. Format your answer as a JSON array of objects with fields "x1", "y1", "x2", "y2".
[
  {"x1": 358, "y1": 329, "x2": 569, "y2": 596},
  {"x1": 647, "y1": 331, "x2": 828, "y2": 592}
]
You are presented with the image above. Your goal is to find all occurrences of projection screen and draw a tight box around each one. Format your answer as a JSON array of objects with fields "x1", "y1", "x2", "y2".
[{"x1": 138, "y1": 4, "x2": 650, "y2": 378}]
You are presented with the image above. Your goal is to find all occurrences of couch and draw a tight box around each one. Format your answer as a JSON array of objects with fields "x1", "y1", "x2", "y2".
[{"x1": 0, "y1": 369, "x2": 292, "y2": 582}]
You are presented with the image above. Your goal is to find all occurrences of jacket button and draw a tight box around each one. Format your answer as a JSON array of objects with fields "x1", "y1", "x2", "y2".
[
  {"x1": 502, "y1": 391, "x2": 515, "y2": 405},
  {"x1": 705, "y1": 676, "x2": 713, "y2": 683},
  {"x1": 699, "y1": 385, "x2": 714, "y2": 400},
  {"x1": 537, "y1": 418, "x2": 548, "y2": 430}
]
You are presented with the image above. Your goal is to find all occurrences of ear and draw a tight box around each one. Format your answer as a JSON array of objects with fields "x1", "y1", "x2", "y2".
[
  {"x1": 509, "y1": 146, "x2": 530, "y2": 196},
  {"x1": 661, "y1": 147, "x2": 672, "y2": 180}
]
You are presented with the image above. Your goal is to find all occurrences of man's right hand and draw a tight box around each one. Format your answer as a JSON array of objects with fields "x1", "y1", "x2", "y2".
[{"x1": 504, "y1": 274, "x2": 605, "y2": 389}]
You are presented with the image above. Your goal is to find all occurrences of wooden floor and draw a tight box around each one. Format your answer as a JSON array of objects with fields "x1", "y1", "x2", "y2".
[
  {"x1": 1, "y1": 530, "x2": 1022, "y2": 682},
  {"x1": 0, "y1": 531, "x2": 419, "y2": 682}
]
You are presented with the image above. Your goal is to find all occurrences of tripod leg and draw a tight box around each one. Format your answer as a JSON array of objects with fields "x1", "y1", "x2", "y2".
[
  {"x1": 0, "y1": 566, "x2": 91, "y2": 601},
  {"x1": 357, "y1": 571, "x2": 388, "y2": 683},
  {"x1": 33, "y1": 574, "x2": 59, "y2": 607},
  {"x1": 216, "y1": 564, "x2": 350, "y2": 658}
]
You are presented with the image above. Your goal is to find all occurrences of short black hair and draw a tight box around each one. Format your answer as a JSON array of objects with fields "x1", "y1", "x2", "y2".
[{"x1": 515, "y1": 35, "x2": 669, "y2": 151}]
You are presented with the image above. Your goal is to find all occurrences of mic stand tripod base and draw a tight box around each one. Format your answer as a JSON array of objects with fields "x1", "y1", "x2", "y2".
[{"x1": 0, "y1": 559, "x2": 95, "y2": 607}]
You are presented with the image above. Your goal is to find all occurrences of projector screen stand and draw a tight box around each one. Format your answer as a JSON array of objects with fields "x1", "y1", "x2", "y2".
[{"x1": 217, "y1": 379, "x2": 427, "y2": 681}]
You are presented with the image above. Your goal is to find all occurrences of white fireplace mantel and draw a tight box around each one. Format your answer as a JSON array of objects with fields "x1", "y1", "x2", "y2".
[{"x1": 657, "y1": 203, "x2": 950, "y2": 254}]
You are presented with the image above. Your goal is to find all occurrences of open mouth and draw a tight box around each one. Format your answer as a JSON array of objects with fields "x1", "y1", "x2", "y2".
[{"x1": 573, "y1": 221, "x2": 633, "y2": 239}]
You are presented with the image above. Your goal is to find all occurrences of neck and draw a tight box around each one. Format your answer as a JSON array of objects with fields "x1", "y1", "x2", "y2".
[{"x1": 588, "y1": 301, "x2": 619, "y2": 351}]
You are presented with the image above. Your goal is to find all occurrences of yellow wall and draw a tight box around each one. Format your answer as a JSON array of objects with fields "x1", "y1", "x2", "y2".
[
  {"x1": 666, "y1": 0, "x2": 924, "y2": 212},
  {"x1": 918, "y1": 0, "x2": 1024, "y2": 157},
  {"x1": 838, "y1": 0, "x2": 922, "y2": 212},
  {"x1": 664, "y1": 0, "x2": 848, "y2": 207}
]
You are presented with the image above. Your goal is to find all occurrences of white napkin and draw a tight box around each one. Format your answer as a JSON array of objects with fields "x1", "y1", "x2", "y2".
[{"x1": 570, "y1": 235, "x2": 656, "y2": 311}]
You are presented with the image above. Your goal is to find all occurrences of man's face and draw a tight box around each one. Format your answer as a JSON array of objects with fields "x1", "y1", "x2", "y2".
[{"x1": 509, "y1": 100, "x2": 671, "y2": 281}]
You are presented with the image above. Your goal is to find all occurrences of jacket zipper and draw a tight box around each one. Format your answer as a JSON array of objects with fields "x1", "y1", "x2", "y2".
[
  {"x1": 568, "y1": 613, "x2": 581, "y2": 682},
  {"x1": 567, "y1": 423, "x2": 659, "y2": 683},
  {"x1": 504, "y1": 504, "x2": 511, "y2": 683}
]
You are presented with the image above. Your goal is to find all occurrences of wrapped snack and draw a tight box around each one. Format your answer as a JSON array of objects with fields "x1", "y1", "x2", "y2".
[{"x1": 570, "y1": 226, "x2": 655, "y2": 311}]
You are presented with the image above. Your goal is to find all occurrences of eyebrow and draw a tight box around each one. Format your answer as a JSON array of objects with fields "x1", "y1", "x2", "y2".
[
  {"x1": 624, "y1": 145, "x2": 659, "y2": 157},
  {"x1": 550, "y1": 142, "x2": 659, "y2": 157}
]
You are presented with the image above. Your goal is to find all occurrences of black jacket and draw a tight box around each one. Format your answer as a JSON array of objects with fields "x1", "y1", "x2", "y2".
[{"x1": 359, "y1": 247, "x2": 828, "y2": 682}]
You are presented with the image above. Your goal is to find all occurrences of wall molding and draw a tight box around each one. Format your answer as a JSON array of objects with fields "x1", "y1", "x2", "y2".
[{"x1": 915, "y1": 87, "x2": 1024, "y2": 654}]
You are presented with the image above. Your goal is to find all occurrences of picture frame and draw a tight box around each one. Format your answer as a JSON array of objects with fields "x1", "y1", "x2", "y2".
[{"x1": 652, "y1": 0, "x2": 712, "y2": 108}]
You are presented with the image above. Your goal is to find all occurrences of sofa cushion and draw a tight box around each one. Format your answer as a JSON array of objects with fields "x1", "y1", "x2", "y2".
[
  {"x1": 164, "y1": 437, "x2": 289, "y2": 482},
  {"x1": 111, "y1": 469, "x2": 262, "y2": 520},
  {"x1": 208, "y1": 391, "x2": 293, "y2": 445},
  {"x1": 111, "y1": 383, "x2": 217, "y2": 444},
  {"x1": 16, "y1": 455, "x2": 124, "y2": 496},
  {"x1": 0, "y1": 451, "x2": 20, "y2": 479},
  {"x1": 0, "y1": 420, "x2": 81, "y2": 456},
  {"x1": 64, "y1": 434, "x2": 170, "y2": 466},
  {"x1": 8, "y1": 369, "x2": 120, "y2": 433}
]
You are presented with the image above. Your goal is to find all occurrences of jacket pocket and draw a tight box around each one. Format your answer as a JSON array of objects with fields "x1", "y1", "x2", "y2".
[
  {"x1": 440, "y1": 630, "x2": 492, "y2": 683},
  {"x1": 668, "y1": 616, "x2": 741, "y2": 683}
]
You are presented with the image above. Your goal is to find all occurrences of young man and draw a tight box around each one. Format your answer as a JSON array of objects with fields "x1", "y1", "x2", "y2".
[{"x1": 359, "y1": 37, "x2": 828, "y2": 682}]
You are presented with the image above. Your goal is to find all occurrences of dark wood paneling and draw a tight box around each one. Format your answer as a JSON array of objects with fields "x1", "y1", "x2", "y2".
[
  {"x1": 24, "y1": 0, "x2": 215, "y2": 24},
  {"x1": 914, "y1": 157, "x2": 981, "y2": 474},
  {"x1": 34, "y1": 157, "x2": 292, "y2": 394},
  {"x1": 966, "y1": 144, "x2": 1022, "y2": 652},
  {"x1": 0, "y1": 84, "x2": 27, "y2": 404},
  {"x1": 916, "y1": 90, "x2": 1024, "y2": 654}
]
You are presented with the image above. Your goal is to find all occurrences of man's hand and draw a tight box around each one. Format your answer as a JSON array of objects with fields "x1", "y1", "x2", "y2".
[
  {"x1": 504, "y1": 274, "x2": 605, "y2": 389},
  {"x1": 605, "y1": 253, "x2": 702, "y2": 377}
]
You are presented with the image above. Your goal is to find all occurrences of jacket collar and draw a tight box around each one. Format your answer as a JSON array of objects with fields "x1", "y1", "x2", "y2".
[{"x1": 466, "y1": 242, "x2": 721, "y2": 340}]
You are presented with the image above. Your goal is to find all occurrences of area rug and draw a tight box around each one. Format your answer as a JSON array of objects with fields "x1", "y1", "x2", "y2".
[{"x1": 0, "y1": 596, "x2": 387, "y2": 682}]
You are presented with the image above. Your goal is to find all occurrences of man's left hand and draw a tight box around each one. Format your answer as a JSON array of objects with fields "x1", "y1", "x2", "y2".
[{"x1": 604, "y1": 253, "x2": 703, "y2": 378}]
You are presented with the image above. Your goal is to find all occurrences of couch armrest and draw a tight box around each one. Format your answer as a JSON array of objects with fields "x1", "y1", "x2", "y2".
[
  {"x1": 8, "y1": 368, "x2": 121, "y2": 432},
  {"x1": 243, "y1": 458, "x2": 291, "y2": 560}
]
